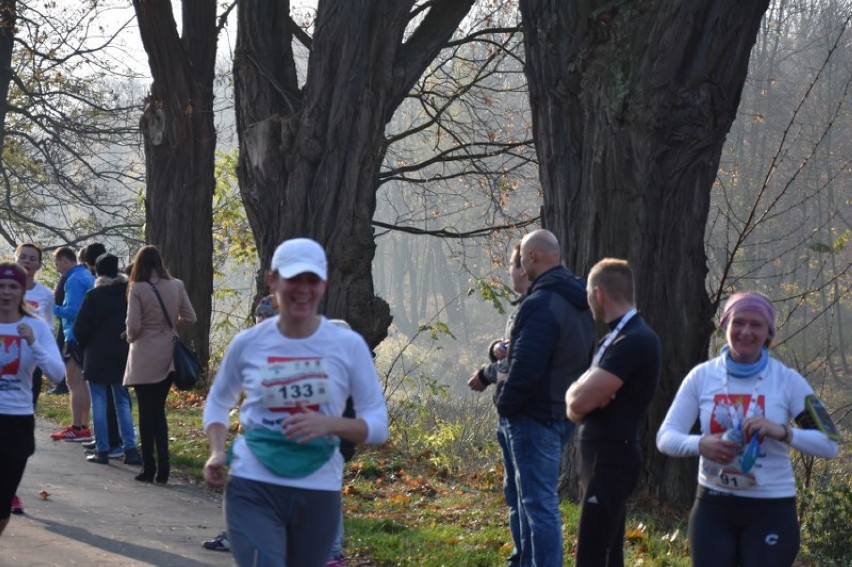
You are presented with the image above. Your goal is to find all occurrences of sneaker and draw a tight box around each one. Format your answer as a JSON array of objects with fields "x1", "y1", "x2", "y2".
[
  {"x1": 86, "y1": 451, "x2": 109, "y2": 464},
  {"x1": 10, "y1": 494, "x2": 24, "y2": 515},
  {"x1": 50, "y1": 424, "x2": 74, "y2": 440},
  {"x1": 108, "y1": 447, "x2": 125, "y2": 459},
  {"x1": 202, "y1": 532, "x2": 230, "y2": 552},
  {"x1": 52, "y1": 426, "x2": 92, "y2": 442},
  {"x1": 65, "y1": 426, "x2": 92, "y2": 442},
  {"x1": 123, "y1": 448, "x2": 143, "y2": 466},
  {"x1": 81, "y1": 439, "x2": 97, "y2": 450}
]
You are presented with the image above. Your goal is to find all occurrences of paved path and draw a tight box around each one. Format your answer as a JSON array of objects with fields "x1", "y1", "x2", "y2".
[{"x1": 4, "y1": 418, "x2": 232, "y2": 566}]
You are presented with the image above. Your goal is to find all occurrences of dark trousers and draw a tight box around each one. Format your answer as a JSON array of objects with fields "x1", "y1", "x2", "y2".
[
  {"x1": 575, "y1": 439, "x2": 642, "y2": 567},
  {"x1": 0, "y1": 415, "x2": 35, "y2": 521},
  {"x1": 134, "y1": 376, "x2": 172, "y2": 471},
  {"x1": 106, "y1": 387, "x2": 122, "y2": 448}
]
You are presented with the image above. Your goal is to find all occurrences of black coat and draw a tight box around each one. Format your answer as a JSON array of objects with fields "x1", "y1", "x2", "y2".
[
  {"x1": 496, "y1": 265, "x2": 596, "y2": 421},
  {"x1": 73, "y1": 275, "x2": 130, "y2": 385}
]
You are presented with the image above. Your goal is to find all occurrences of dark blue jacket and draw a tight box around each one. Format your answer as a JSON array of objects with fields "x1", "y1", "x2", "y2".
[{"x1": 496, "y1": 265, "x2": 595, "y2": 421}]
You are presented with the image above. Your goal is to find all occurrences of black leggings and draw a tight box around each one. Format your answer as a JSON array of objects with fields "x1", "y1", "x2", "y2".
[
  {"x1": 0, "y1": 415, "x2": 35, "y2": 521},
  {"x1": 134, "y1": 375, "x2": 172, "y2": 469},
  {"x1": 689, "y1": 487, "x2": 799, "y2": 567}
]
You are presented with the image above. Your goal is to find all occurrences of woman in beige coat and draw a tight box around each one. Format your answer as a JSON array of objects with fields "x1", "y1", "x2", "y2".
[{"x1": 123, "y1": 246, "x2": 196, "y2": 484}]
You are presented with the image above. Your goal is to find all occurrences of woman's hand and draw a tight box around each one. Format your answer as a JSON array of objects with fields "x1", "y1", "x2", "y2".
[
  {"x1": 743, "y1": 415, "x2": 787, "y2": 442},
  {"x1": 17, "y1": 323, "x2": 34, "y2": 345},
  {"x1": 203, "y1": 452, "x2": 228, "y2": 488},
  {"x1": 698, "y1": 433, "x2": 739, "y2": 464},
  {"x1": 282, "y1": 404, "x2": 334, "y2": 444}
]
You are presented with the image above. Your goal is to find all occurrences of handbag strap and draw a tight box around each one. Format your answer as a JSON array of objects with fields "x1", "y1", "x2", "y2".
[{"x1": 147, "y1": 282, "x2": 176, "y2": 334}]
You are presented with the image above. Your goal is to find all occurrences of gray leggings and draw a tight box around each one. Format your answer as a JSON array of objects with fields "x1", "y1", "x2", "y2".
[{"x1": 225, "y1": 475, "x2": 340, "y2": 567}]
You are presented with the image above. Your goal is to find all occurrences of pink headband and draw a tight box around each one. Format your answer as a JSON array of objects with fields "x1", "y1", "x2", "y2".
[
  {"x1": 0, "y1": 263, "x2": 26, "y2": 288},
  {"x1": 720, "y1": 292, "x2": 776, "y2": 338}
]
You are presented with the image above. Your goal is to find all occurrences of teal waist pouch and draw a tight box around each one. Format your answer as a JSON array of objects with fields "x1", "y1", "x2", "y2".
[{"x1": 228, "y1": 428, "x2": 340, "y2": 478}]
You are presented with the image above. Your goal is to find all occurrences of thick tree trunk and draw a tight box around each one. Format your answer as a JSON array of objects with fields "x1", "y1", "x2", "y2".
[
  {"x1": 235, "y1": 1, "x2": 474, "y2": 349},
  {"x1": 0, "y1": 0, "x2": 14, "y2": 160},
  {"x1": 520, "y1": 0, "x2": 770, "y2": 504},
  {"x1": 133, "y1": 0, "x2": 217, "y2": 375}
]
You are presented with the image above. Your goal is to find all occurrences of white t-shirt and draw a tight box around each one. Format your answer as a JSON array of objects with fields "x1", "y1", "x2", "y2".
[
  {"x1": 25, "y1": 281, "x2": 54, "y2": 325},
  {"x1": 657, "y1": 355, "x2": 838, "y2": 498},
  {"x1": 203, "y1": 316, "x2": 389, "y2": 491},
  {"x1": 0, "y1": 316, "x2": 65, "y2": 415}
]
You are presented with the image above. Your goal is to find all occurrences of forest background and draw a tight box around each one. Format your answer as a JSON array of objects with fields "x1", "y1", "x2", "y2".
[{"x1": 0, "y1": 0, "x2": 849, "y2": 564}]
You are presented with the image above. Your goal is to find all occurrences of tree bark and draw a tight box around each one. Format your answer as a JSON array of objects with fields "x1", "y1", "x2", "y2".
[
  {"x1": 0, "y1": 0, "x2": 15, "y2": 160},
  {"x1": 235, "y1": 0, "x2": 474, "y2": 348},
  {"x1": 133, "y1": 0, "x2": 217, "y2": 374},
  {"x1": 520, "y1": 0, "x2": 770, "y2": 504}
]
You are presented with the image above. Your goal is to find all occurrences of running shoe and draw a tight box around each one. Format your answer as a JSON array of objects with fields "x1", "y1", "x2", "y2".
[
  {"x1": 52, "y1": 426, "x2": 92, "y2": 441},
  {"x1": 202, "y1": 532, "x2": 230, "y2": 552},
  {"x1": 81, "y1": 439, "x2": 97, "y2": 450},
  {"x1": 50, "y1": 424, "x2": 74, "y2": 440},
  {"x1": 10, "y1": 494, "x2": 24, "y2": 515},
  {"x1": 86, "y1": 451, "x2": 109, "y2": 464}
]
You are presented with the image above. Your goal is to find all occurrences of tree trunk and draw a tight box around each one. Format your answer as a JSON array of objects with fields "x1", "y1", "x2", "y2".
[
  {"x1": 234, "y1": 1, "x2": 474, "y2": 349},
  {"x1": 520, "y1": 0, "x2": 770, "y2": 504},
  {"x1": 0, "y1": 0, "x2": 14, "y2": 161},
  {"x1": 133, "y1": 0, "x2": 217, "y2": 374}
]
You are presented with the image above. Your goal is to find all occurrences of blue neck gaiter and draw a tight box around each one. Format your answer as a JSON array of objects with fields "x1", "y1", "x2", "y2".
[{"x1": 721, "y1": 345, "x2": 769, "y2": 379}]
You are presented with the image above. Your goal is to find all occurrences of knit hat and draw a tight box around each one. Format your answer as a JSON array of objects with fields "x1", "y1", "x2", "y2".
[
  {"x1": 0, "y1": 262, "x2": 27, "y2": 288},
  {"x1": 720, "y1": 292, "x2": 776, "y2": 339},
  {"x1": 95, "y1": 253, "x2": 119, "y2": 278}
]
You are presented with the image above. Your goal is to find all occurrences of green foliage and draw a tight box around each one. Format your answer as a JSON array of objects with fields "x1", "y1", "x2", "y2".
[
  {"x1": 468, "y1": 276, "x2": 511, "y2": 315},
  {"x1": 798, "y1": 454, "x2": 852, "y2": 566},
  {"x1": 416, "y1": 321, "x2": 457, "y2": 341},
  {"x1": 809, "y1": 230, "x2": 849, "y2": 254}
]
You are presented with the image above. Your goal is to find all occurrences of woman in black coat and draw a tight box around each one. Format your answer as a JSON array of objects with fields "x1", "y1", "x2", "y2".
[{"x1": 73, "y1": 254, "x2": 141, "y2": 465}]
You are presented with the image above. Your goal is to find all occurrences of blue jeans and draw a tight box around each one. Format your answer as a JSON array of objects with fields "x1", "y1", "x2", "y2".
[
  {"x1": 89, "y1": 383, "x2": 135, "y2": 452},
  {"x1": 498, "y1": 419, "x2": 521, "y2": 566},
  {"x1": 504, "y1": 414, "x2": 574, "y2": 567}
]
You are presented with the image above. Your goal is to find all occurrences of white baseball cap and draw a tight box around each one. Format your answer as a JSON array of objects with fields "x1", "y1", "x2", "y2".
[{"x1": 271, "y1": 238, "x2": 328, "y2": 280}]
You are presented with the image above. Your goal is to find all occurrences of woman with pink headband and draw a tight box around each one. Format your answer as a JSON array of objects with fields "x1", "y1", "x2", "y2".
[
  {"x1": 657, "y1": 292, "x2": 839, "y2": 567},
  {"x1": 0, "y1": 262, "x2": 64, "y2": 536}
]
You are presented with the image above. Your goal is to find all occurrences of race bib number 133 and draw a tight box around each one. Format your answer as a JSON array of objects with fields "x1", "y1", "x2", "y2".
[{"x1": 260, "y1": 358, "x2": 329, "y2": 412}]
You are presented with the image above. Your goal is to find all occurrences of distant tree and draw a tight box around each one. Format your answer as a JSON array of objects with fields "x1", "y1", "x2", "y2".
[
  {"x1": 518, "y1": 0, "x2": 772, "y2": 504},
  {"x1": 0, "y1": 0, "x2": 143, "y2": 251},
  {"x1": 233, "y1": 1, "x2": 478, "y2": 348},
  {"x1": 132, "y1": 0, "x2": 233, "y2": 370}
]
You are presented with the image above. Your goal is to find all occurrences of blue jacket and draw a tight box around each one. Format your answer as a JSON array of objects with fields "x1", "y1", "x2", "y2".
[
  {"x1": 496, "y1": 265, "x2": 595, "y2": 421},
  {"x1": 53, "y1": 264, "x2": 95, "y2": 342}
]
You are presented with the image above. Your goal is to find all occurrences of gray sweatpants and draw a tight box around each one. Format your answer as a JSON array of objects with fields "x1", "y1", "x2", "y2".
[{"x1": 225, "y1": 475, "x2": 340, "y2": 567}]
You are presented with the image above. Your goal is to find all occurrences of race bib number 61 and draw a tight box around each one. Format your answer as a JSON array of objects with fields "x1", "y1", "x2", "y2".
[{"x1": 260, "y1": 358, "x2": 329, "y2": 412}]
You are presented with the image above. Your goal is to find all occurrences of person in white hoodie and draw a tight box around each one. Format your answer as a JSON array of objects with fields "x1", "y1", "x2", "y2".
[
  {"x1": 657, "y1": 292, "x2": 839, "y2": 567},
  {"x1": 203, "y1": 238, "x2": 389, "y2": 567}
]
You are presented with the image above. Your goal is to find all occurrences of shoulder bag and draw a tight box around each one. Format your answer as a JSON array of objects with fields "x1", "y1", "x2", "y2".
[{"x1": 148, "y1": 282, "x2": 201, "y2": 391}]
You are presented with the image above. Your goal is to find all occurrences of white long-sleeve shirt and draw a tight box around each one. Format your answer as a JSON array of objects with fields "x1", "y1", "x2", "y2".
[
  {"x1": 203, "y1": 316, "x2": 389, "y2": 491},
  {"x1": 0, "y1": 316, "x2": 65, "y2": 415},
  {"x1": 25, "y1": 282, "x2": 54, "y2": 325},
  {"x1": 657, "y1": 355, "x2": 837, "y2": 498}
]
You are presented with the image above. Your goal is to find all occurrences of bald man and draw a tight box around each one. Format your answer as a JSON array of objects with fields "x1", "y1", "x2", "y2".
[{"x1": 495, "y1": 229, "x2": 595, "y2": 567}]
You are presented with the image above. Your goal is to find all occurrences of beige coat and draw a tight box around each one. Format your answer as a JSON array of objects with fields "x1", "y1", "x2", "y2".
[{"x1": 123, "y1": 276, "x2": 197, "y2": 386}]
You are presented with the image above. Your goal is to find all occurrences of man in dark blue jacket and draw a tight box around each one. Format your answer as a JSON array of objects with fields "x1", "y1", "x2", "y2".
[{"x1": 496, "y1": 229, "x2": 595, "y2": 567}]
